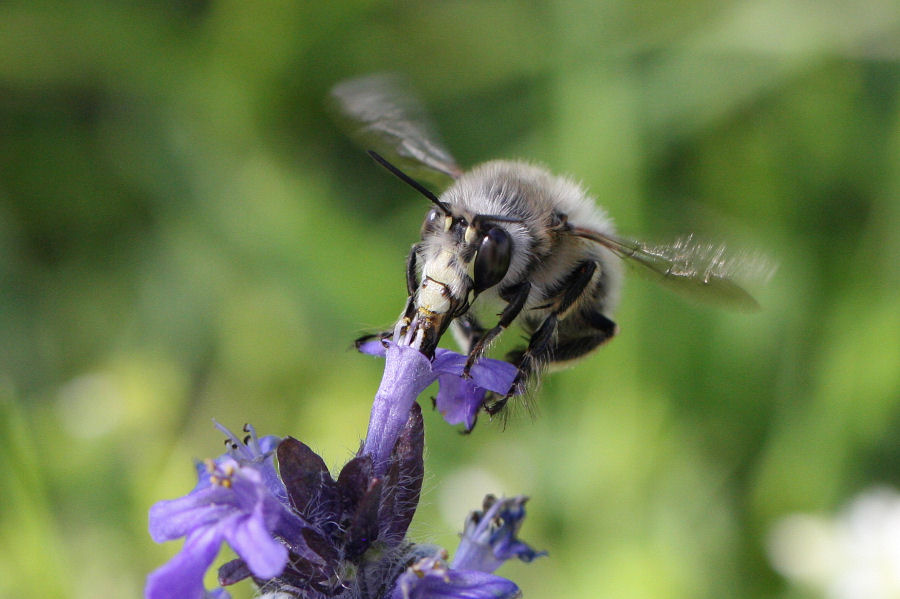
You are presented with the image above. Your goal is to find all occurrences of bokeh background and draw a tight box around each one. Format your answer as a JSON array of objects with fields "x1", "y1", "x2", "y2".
[{"x1": 2, "y1": 2, "x2": 899, "y2": 598}]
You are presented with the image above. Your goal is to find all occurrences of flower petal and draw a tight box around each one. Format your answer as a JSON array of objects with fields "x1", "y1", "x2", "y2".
[
  {"x1": 432, "y1": 349, "x2": 518, "y2": 395},
  {"x1": 434, "y1": 373, "x2": 485, "y2": 431},
  {"x1": 360, "y1": 340, "x2": 519, "y2": 435},
  {"x1": 391, "y1": 556, "x2": 521, "y2": 599},
  {"x1": 357, "y1": 338, "x2": 388, "y2": 357},
  {"x1": 214, "y1": 422, "x2": 287, "y2": 504},
  {"x1": 451, "y1": 496, "x2": 545, "y2": 574},
  {"x1": 145, "y1": 525, "x2": 223, "y2": 599},
  {"x1": 149, "y1": 489, "x2": 234, "y2": 543},
  {"x1": 223, "y1": 509, "x2": 288, "y2": 579},
  {"x1": 363, "y1": 341, "x2": 435, "y2": 475}
]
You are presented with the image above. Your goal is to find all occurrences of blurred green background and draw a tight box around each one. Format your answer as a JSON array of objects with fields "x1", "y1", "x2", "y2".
[{"x1": 1, "y1": 2, "x2": 899, "y2": 598}]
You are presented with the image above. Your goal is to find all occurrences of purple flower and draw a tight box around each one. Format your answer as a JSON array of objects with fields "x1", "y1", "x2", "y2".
[
  {"x1": 391, "y1": 495, "x2": 546, "y2": 599},
  {"x1": 149, "y1": 407, "x2": 426, "y2": 599},
  {"x1": 145, "y1": 425, "x2": 304, "y2": 599},
  {"x1": 451, "y1": 495, "x2": 546, "y2": 574},
  {"x1": 146, "y1": 417, "x2": 542, "y2": 599},
  {"x1": 146, "y1": 326, "x2": 543, "y2": 599},
  {"x1": 391, "y1": 496, "x2": 543, "y2": 599},
  {"x1": 391, "y1": 552, "x2": 521, "y2": 599},
  {"x1": 358, "y1": 339, "x2": 518, "y2": 474},
  {"x1": 210, "y1": 422, "x2": 291, "y2": 508}
]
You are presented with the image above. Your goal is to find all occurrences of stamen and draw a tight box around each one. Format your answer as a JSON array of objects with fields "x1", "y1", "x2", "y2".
[
  {"x1": 207, "y1": 460, "x2": 238, "y2": 488},
  {"x1": 213, "y1": 419, "x2": 263, "y2": 463}
]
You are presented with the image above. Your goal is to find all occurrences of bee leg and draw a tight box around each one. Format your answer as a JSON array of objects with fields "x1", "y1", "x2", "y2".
[
  {"x1": 354, "y1": 330, "x2": 391, "y2": 348},
  {"x1": 462, "y1": 281, "x2": 531, "y2": 376},
  {"x1": 549, "y1": 311, "x2": 617, "y2": 363},
  {"x1": 505, "y1": 260, "x2": 599, "y2": 397},
  {"x1": 585, "y1": 309, "x2": 617, "y2": 338},
  {"x1": 406, "y1": 243, "x2": 420, "y2": 295},
  {"x1": 504, "y1": 313, "x2": 559, "y2": 400},
  {"x1": 451, "y1": 313, "x2": 486, "y2": 355}
]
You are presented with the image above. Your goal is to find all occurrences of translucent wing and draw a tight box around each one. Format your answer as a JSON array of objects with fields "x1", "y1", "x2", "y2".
[
  {"x1": 573, "y1": 227, "x2": 774, "y2": 311},
  {"x1": 330, "y1": 73, "x2": 463, "y2": 187}
]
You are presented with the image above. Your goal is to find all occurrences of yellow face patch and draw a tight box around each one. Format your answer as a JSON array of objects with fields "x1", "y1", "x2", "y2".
[{"x1": 464, "y1": 225, "x2": 478, "y2": 245}]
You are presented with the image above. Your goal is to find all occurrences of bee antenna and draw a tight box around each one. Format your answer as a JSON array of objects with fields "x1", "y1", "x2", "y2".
[
  {"x1": 473, "y1": 214, "x2": 523, "y2": 227},
  {"x1": 367, "y1": 150, "x2": 451, "y2": 215}
]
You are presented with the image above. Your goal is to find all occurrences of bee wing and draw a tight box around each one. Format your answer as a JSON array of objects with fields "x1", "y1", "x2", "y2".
[
  {"x1": 573, "y1": 227, "x2": 774, "y2": 311},
  {"x1": 330, "y1": 74, "x2": 463, "y2": 186}
]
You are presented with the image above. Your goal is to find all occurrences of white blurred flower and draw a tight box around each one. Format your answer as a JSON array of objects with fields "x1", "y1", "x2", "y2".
[{"x1": 768, "y1": 487, "x2": 900, "y2": 599}]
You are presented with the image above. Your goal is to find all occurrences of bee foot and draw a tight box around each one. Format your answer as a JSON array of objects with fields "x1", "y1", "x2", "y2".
[{"x1": 484, "y1": 392, "x2": 509, "y2": 416}]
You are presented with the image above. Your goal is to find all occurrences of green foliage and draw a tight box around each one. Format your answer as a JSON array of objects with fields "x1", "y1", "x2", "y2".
[{"x1": 0, "y1": 2, "x2": 898, "y2": 598}]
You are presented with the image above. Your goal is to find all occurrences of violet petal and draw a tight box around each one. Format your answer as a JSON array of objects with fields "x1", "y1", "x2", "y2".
[
  {"x1": 391, "y1": 556, "x2": 521, "y2": 599},
  {"x1": 222, "y1": 508, "x2": 288, "y2": 579},
  {"x1": 145, "y1": 526, "x2": 222, "y2": 599},
  {"x1": 363, "y1": 341, "x2": 435, "y2": 475},
  {"x1": 357, "y1": 338, "x2": 388, "y2": 357},
  {"x1": 148, "y1": 487, "x2": 234, "y2": 543},
  {"x1": 431, "y1": 349, "x2": 518, "y2": 395},
  {"x1": 360, "y1": 340, "x2": 518, "y2": 434},
  {"x1": 434, "y1": 374, "x2": 484, "y2": 431},
  {"x1": 451, "y1": 496, "x2": 545, "y2": 574}
]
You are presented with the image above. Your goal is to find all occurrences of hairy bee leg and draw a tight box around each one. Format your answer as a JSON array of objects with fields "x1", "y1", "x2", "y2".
[
  {"x1": 550, "y1": 311, "x2": 617, "y2": 363},
  {"x1": 555, "y1": 260, "x2": 598, "y2": 316},
  {"x1": 463, "y1": 281, "x2": 531, "y2": 376},
  {"x1": 354, "y1": 331, "x2": 391, "y2": 349},
  {"x1": 504, "y1": 313, "x2": 559, "y2": 400},
  {"x1": 406, "y1": 243, "x2": 420, "y2": 295},
  {"x1": 451, "y1": 313, "x2": 487, "y2": 354},
  {"x1": 504, "y1": 260, "x2": 600, "y2": 398}
]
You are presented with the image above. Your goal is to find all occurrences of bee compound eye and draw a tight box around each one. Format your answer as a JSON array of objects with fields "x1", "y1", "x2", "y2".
[
  {"x1": 474, "y1": 227, "x2": 512, "y2": 293},
  {"x1": 420, "y1": 208, "x2": 442, "y2": 238}
]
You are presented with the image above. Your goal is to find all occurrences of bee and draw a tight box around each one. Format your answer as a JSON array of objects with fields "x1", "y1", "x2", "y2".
[{"x1": 332, "y1": 74, "x2": 769, "y2": 413}]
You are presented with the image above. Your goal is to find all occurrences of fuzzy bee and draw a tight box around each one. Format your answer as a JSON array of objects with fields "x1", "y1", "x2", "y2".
[{"x1": 332, "y1": 75, "x2": 768, "y2": 413}]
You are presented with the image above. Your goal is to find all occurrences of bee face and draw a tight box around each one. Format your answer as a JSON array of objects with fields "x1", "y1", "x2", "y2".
[
  {"x1": 410, "y1": 205, "x2": 517, "y2": 355},
  {"x1": 419, "y1": 208, "x2": 515, "y2": 293}
]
